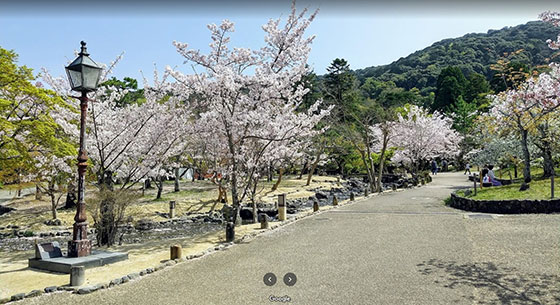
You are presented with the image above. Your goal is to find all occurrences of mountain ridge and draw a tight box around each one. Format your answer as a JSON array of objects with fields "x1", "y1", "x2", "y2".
[{"x1": 352, "y1": 20, "x2": 559, "y2": 94}]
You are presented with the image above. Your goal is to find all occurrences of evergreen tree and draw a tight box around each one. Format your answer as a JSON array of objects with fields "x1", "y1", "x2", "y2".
[{"x1": 433, "y1": 66, "x2": 467, "y2": 112}]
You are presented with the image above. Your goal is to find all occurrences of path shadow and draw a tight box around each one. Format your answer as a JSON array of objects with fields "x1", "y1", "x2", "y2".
[{"x1": 417, "y1": 258, "x2": 560, "y2": 305}]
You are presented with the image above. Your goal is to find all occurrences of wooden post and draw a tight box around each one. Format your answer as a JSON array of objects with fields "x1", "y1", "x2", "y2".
[
  {"x1": 259, "y1": 213, "x2": 269, "y2": 229},
  {"x1": 332, "y1": 195, "x2": 338, "y2": 206},
  {"x1": 226, "y1": 222, "x2": 235, "y2": 242},
  {"x1": 169, "y1": 201, "x2": 176, "y2": 219},
  {"x1": 170, "y1": 244, "x2": 182, "y2": 260},
  {"x1": 313, "y1": 199, "x2": 319, "y2": 212},
  {"x1": 474, "y1": 178, "x2": 477, "y2": 196},
  {"x1": 277, "y1": 194, "x2": 286, "y2": 221},
  {"x1": 551, "y1": 175, "x2": 554, "y2": 199}
]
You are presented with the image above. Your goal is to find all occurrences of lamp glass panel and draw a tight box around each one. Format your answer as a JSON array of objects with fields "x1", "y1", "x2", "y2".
[
  {"x1": 82, "y1": 66, "x2": 102, "y2": 90},
  {"x1": 67, "y1": 69, "x2": 83, "y2": 89}
]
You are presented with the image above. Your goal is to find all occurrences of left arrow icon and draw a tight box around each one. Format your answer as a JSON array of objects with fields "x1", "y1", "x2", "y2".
[{"x1": 263, "y1": 273, "x2": 277, "y2": 286}]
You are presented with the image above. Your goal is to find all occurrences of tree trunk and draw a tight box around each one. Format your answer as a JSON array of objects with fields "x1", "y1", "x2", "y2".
[
  {"x1": 520, "y1": 129, "x2": 532, "y2": 181},
  {"x1": 50, "y1": 193, "x2": 57, "y2": 220},
  {"x1": 156, "y1": 177, "x2": 163, "y2": 200},
  {"x1": 271, "y1": 168, "x2": 284, "y2": 191},
  {"x1": 174, "y1": 167, "x2": 180, "y2": 192},
  {"x1": 365, "y1": 141, "x2": 377, "y2": 192},
  {"x1": 35, "y1": 185, "x2": 42, "y2": 200},
  {"x1": 537, "y1": 124, "x2": 555, "y2": 178},
  {"x1": 306, "y1": 152, "x2": 321, "y2": 186},
  {"x1": 542, "y1": 146, "x2": 554, "y2": 178},
  {"x1": 298, "y1": 160, "x2": 307, "y2": 179},
  {"x1": 267, "y1": 163, "x2": 273, "y2": 182},
  {"x1": 377, "y1": 136, "x2": 388, "y2": 192},
  {"x1": 358, "y1": 149, "x2": 376, "y2": 193},
  {"x1": 251, "y1": 179, "x2": 258, "y2": 223}
]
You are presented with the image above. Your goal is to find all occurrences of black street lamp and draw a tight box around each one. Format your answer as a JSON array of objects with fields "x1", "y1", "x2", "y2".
[{"x1": 65, "y1": 41, "x2": 102, "y2": 257}]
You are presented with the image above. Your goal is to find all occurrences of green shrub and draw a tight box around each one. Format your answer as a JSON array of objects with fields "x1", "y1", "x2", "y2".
[
  {"x1": 23, "y1": 230, "x2": 34, "y2": 237},
  {"x1": 443, "y1": 196, "x2": 452, "y2": 206}
]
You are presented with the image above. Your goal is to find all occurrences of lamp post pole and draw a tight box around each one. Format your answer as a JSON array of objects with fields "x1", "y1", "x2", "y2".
[
  {"x1": 65, "y1": 41, "x2": 102, "y2": 258},
  {"x1": 68, "y1": 90, "x2": 92, "y2": 257}
]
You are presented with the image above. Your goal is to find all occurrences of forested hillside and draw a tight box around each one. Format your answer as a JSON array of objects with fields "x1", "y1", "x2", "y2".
[{"x1": 353, "y1": 21, "x2": 559, "y2": 95}]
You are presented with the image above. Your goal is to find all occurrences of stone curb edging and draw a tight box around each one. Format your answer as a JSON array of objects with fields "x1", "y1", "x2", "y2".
[
  {"x1": 0, "y1": 183, "x2": 424, "y2": 304},
  {"x1": 449, "y1": 191, "x2": 560, "y2": 214}
]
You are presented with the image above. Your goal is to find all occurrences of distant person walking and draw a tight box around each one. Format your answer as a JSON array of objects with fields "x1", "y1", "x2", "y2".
[
  {"x1": 442, "y1": 159, "x2": 448, "y2": 172},
  {"x1": 464, "y1": 163, "x2": 471, "y2": 175},
  {"x1": 431, "y1": 160, "x2": 438, "y2": 175}
]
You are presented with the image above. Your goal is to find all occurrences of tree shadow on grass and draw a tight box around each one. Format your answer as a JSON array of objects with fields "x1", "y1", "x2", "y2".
[
  {"x1": 417, "y1": 258, "x2": 560, "y2": 305},
  {"x1": 183, "y1": 199, "x2": 216, "y2": 215}
]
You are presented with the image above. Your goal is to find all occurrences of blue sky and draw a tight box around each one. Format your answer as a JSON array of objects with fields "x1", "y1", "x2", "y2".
[{"x1": 1, "y1": 1, "x2": 559, "y2": 87}]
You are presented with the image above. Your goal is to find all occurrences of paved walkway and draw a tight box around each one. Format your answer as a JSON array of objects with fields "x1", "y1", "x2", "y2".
[{"x1": 23, "y1": 172, "x2": 560, "y2": 304}]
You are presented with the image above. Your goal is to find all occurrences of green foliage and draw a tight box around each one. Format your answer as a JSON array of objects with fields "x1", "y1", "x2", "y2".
[
  {"x1": 354, "y1": 21, "x2": 559, "y2": 95},
  {"x1": 465, "y1": 73, "x2": 492, "y2": 107},
  {"x1": 433, "y1": 66, "x2": 468, "y2": 112},
  {"x1": 449, "y1": 96, "x2": 477, "y2": 133},
  {"x1": 100, "y1": 76, "x2": 145, "y2": 107},
  {"x1": 0, "y1": 47, "x2": 75, "y2": 183}
]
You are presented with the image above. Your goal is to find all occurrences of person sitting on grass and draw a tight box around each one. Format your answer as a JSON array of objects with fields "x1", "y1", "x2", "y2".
[{"x1": 487, "y1": 165, "x2": 502, "y2": 186}]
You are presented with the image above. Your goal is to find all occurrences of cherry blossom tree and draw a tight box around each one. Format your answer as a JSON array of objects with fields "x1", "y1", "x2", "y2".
[
  {"x1": 488, "y1": 63, "x2": 560, "y2": 179},
  {"x1": 43, "y1": 55, "x2": 192, "y2": 245},
  {"x1": 165, "y1": 2, "x2": 332, "y2": 223},
  {"x1": 29, "y1": 153, "x2": 75, "y2": 220},
  {"x1": 390, "y1": 105, "x2": 462, "y2": 174},
  {"x1": 42, "y1": 63, "x2": 191, "y2": 192}
]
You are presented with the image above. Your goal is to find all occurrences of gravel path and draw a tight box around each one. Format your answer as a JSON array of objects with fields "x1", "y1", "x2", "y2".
[{"x1": 21, "y1": 172, "x2": 560, "y2": 305}]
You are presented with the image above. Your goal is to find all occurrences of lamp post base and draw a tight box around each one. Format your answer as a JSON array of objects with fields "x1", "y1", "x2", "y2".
[
  {"x1": 68, "y1": 240, "x2": 92, "y2": 258},
  {"x1": 68, "y1": 222, "x2": 91, "y2": 257}
]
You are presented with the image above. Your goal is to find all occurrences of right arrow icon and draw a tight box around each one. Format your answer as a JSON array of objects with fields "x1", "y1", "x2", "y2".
[{"x1": 283, "y1": 272, "x2": 297, "y2": 286}]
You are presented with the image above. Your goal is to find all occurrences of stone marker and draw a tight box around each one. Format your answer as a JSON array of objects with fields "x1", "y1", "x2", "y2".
[
  {"x1": 332, "y1": 195, "x2": 338, "y2": 206},
  {"x1": 277, "y1": 193, "x2": 286, "y2": 221},
  {"x1": 313, "y1": 199, "x2": 319, "y2": 212},
  {"x1": 364, "y1": 187, "x2": 369, "y2": 197},
  {"x1": 70, "y1": 266, "x2": 85, "y2": 287},
  {"x1": 35, "y1": 241, "x2": 63, "y2": 260},
  {"x1": 259, "y1": 213, "x2": 269, "y2": 229},
  {"x1": 392, "y1": 184, "x2": 397, "y2": 191},
  {"x1": 169, "y1": 201, "x2": 176, "y2": 219},
  {"x1": 350, "y1": 192, "x2": 355, "y2": 201},
  {"x1": 225, "y1": 222, "x2": 235, "y2": 242},
  {"x1": 170, "y1": 244, "x2": 182, "y2": 260}
]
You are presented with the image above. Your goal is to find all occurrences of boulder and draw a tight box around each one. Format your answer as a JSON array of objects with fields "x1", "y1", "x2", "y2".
[
  {"x1": 0, "y1": 205, "x2": 15, "y2": 216},
  {"x1": 315, "y1": 192, "x2": 328, "y2": 200},
  {"x1": 135, "y1": 218, "x2": 156, "y2": 231}
]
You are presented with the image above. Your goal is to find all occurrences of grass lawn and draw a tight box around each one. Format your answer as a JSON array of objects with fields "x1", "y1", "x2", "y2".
[{"x1": 458, "y1": 177, "x2": 558, "y2": 200}]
